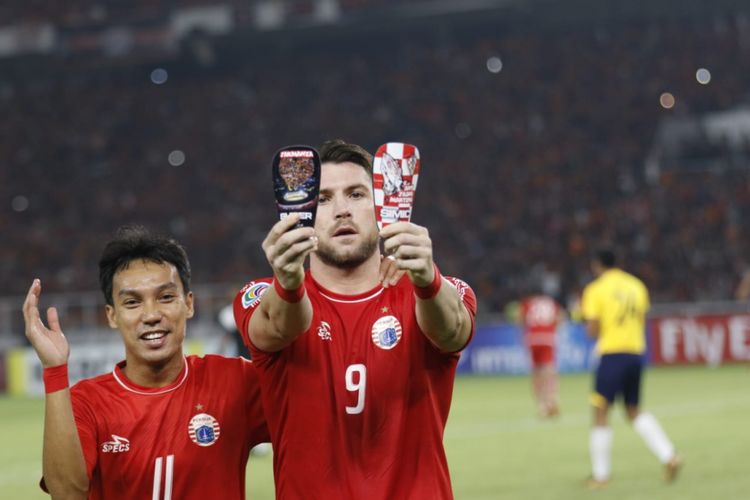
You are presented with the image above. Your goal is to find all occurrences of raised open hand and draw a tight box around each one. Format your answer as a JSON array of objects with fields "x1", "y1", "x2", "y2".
[{"x1": 22, "y1": 279, "x2": 69, "y2": 368}]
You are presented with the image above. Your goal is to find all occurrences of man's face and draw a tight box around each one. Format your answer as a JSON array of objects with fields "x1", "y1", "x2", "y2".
[
  {"x1": 314, "y1": 161, "x2": 379, "y2": 269},
  {"x1": 105, "y1": 259, "x2": 193, "y2": 368}
]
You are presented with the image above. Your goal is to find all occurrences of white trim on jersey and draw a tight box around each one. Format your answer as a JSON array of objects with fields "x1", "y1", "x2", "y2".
[
  {"x1": 318, "y1": 288, "x2": 384, "y2": 304},
  {"x1": 112, "y1": 356, "x2": 190, "y2": 395}
]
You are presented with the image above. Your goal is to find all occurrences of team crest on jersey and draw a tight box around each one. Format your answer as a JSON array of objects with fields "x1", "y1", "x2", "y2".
[
  {"x1": 188, "y1": 413, "x2": 221, "y2": 447},
  {"x1": 101, "y1": 434, "x2": 130, "y2": 453},
  {"x1": 371, "y1": 315, "x2": 403, "y2": 350},
  {"x1": 241, "y1": 282, "x2": 270, "y2": 309}
]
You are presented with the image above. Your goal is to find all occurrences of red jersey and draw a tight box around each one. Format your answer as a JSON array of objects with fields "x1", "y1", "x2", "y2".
[
  {"x1": 54, "y1": 355, "x2": 268, "y2": 500},
  {"x1": 520, "y1": 295, "x2": 560, "y2": 346},
  {"x1": 233, "y1": 272, "x2": 477, "y2": 500}
]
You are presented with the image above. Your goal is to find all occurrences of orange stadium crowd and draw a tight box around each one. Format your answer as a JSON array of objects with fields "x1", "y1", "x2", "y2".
[{"x1": 2, "y1": 7, "x2": 750, "y2": 313}]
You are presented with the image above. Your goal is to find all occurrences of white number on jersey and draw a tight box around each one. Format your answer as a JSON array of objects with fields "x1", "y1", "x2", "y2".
[
  {"x1": 345, "y1": 364, "x2": 366, "y2": 415},
  {"x1": 153, "y1": 455, "x2": 174, "y2": 500},
  {"x1": 527, "y1": 298, "x2": 557, "y2": 326}
]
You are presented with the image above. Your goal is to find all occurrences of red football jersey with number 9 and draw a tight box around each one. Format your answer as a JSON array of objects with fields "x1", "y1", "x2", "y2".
[{"x1": 233, "y1": 272, "x2": 476, "y2": 500}]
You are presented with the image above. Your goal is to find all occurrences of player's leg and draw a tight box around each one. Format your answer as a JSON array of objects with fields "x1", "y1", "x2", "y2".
[
  {"x1": 540, "y1": 346, "x2": 559, "y2": 416},
  {"x1": 588, "y1": 354, "x2": 616, "y2": 486},
  {"x1": 529, "y1": 346, "x2": 546, "y2": 416},
  {"x1": 625, "y1": 356, "x2": 682, "y2": 482}
]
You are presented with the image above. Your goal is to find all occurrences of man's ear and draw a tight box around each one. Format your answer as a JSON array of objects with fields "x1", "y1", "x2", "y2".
[
  {"x1": 105, "y1": 304, "x2": 118, "y2": 329},
  {"x1": 185, "y1": 291, "x2": 195, "y2": 319}
]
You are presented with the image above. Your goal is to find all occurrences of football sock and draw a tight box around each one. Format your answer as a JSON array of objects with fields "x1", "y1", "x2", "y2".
[
  {"x1": 633, "y1": 412, "x2": 675, "y2": 463},
  {"x1": 589, "y1": 426, "x2": 613, "y2": 481}
]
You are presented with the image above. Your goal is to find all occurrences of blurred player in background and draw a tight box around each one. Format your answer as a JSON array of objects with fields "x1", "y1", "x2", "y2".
[
  {"x1": 517, "y1": 288, "x2": 563, "y2": 418},
  {"x1": 23, "y1": 226, "x2": 268, "y2": 499},
  {"x1": 582, "y1": 248, "x2": 681, "y2": 488},
  {"x1": 234, "y1": 139, "x2": 476, "y2": 499}
]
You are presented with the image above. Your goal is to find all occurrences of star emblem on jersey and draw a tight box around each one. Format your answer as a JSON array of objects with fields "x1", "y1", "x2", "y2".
[
  {"x1": 195, "y1": 403, "x2": 204, "y2": 411},
  {"x1": 381, "y1": 306, "x2": 389, "y2": 313},
  {"x1": 371, "y1": 315, "x2": 403, "y2": 350},
  {"x1": 317, "y1": 321, "x2": 332, "y2": 341},
  {"x1": 188, "y1": 413, "x2": 221, "y2": 447}
]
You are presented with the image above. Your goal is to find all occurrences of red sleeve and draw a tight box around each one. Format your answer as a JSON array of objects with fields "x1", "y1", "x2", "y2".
[
  {"x1": 240, "y1": 359, "x2": 271, "y2": 444},
  {"x1": 70, "y1": 384, "x2": 100, "y2": 482},
  {"x1": 443, "y1": 276, "x2": 477, "y2": 352},
  {"x1": 232, "y1": 278, "x2": 273, "y2": 352}
]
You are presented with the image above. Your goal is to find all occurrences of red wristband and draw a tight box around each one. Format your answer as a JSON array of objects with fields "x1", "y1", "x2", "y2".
[
  {"x1": 414, "y1": 264, "x2": 442, "y2": 300},
  {"x1": 43, "y1": 364, "x2": 69, "y2": 394},
  {"x1": 274, "y1": 278, "x2": 306, "y2": 303}
]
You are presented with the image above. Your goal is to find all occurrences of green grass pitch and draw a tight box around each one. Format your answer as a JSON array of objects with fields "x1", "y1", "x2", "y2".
[{"x1": 2, "y1": 364, "x2": 748, "y2": 499}]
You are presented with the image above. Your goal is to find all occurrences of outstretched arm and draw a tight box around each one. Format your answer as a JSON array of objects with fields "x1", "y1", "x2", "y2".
[
  {"x1": 381, "y1": 222, "x2": 472, "y2": 352},
  {"x1": 23, "y1": 280, "x2": 89, "y2": 499},
  {"x1": 248, "y1": 214, "x2": 317, "y2": 352}
]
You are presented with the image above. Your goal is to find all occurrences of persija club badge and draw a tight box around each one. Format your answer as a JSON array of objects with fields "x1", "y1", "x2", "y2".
[
  {"x1": 272, "y1": 145, "x2": 321, "y2": 228},
  {"x1": 188, "y1": 413, "x2": 221, "y2": 447},
  {"x1": 373, "y1": 143, "x2": 421, "y2": 230},
  {"x1": 371, "y1": 315, "x2": 403, "y2": 350}
]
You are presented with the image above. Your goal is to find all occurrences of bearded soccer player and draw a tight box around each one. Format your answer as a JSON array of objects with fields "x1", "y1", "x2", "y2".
[
  {"x1": 582, "y1": 248, "x2": 681, "y2": 488},
  {"x1": 23, "y1": 226, "x2": 268, "y2": 500},
  {"x1": 234, "y1": 139, "x2": 476, "y2": 499}
]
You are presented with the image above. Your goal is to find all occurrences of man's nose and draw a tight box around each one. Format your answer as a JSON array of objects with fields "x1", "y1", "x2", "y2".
[
  {"x1": 141, "y1": 301, "x2": 163, "y2": 324},
  {"x1": 333, "y1": 196, "x2": 352, "y2": 219}
]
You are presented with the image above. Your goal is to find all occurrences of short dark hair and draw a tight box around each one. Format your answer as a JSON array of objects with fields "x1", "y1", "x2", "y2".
[
  {"x1": 319, "y1": 139, "x2": 373, "y2": 176},
  {"x1": 98, "y1": 225, "x2": 191, "y2": 306},
  {"x1": 595, "y1": 248, "x2": 617, "y2": 268}
]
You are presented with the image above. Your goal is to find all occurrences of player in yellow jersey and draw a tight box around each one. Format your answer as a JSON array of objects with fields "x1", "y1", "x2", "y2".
[{"x1": 581, "y1": 248, "x2": 681, "y2": 488}]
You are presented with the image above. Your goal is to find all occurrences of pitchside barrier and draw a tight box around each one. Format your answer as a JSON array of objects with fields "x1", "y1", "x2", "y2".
[
  {"x1": 1, "y1": 299, "x2": 749, "y2": 395},
  {"x1": 460, "y1": 303, "x2": 750, "y2": 375}
]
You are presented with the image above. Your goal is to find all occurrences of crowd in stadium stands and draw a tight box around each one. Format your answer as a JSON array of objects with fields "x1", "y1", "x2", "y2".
[
  {"x1": 0, "y1": 0, "x2": 420, "y2": 28},
  {"x1": 3, "y1": 11, "x2": 750, "y2": 315}
]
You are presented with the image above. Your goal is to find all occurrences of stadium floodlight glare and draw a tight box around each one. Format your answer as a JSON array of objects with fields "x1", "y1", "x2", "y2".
[
  {"x1": 11, "y1": 195, "x2": 29, "y2": 212},
  {"x1": 168, "y1": 150, "x2": 186, "y2": 166},
  {"x1": 696, "y1": 68, "x2": 711, "y2": 85},
  {"x1": 659, "y1": 92, "x2": 675, "y2": 109},
  {"x1": 455, "y1": 122, "x2": 472, "y2": 138},
  {"x1": 150, "y1": 68, "x2": 169, "y2": 85},
  {"x1": 486, "y1": 56, "x2": 503, "y2": 74}
]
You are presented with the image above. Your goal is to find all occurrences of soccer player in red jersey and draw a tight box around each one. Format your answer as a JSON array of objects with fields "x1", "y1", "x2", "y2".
[
  {"x1": 519, "y1": 292, "x2": 563, "y2": 417},
  {"x1": 23, "y1": 226, "x2": 268, "y2": 500},
  {"x1": 234, "y1": 140, "x2": 477, "y2": 499}
]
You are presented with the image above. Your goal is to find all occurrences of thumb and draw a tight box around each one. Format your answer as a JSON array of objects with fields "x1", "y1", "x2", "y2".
[{"x1": 47, "y1": 307, "x2": 63, "y2": 334}]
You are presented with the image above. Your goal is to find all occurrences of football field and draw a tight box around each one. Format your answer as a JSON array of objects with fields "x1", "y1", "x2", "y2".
[{"x1": 2, "y1": 364, "x2": 748, "y2": 499}]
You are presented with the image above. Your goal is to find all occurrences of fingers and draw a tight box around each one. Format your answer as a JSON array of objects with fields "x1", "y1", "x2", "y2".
[
  {"x1": 379, "y1": 221, "x2": 425, "y2": 240},
  {"x1": 382, "y1": 233, "x2": 431, "y2": 258},
  {"x1": 378, "y1": 255, "x2": 404, "y2": 287},
  {"x1": 47, "y1": 307, "x2": 63, "y2": 334},
  {"x1": 379, "y1": 223, "x2": 435, "y2": 286},
  {"x1": 22, "y1": 279, "x2": 42, "y2": 324},
  {"x1": 271, "y1": 236, "x2": 318, "y2": 273},
  {"x1": 263, "y1": 214, "x2": 308, "y2": 251},
  {"x1": 263, "y1": 215, "x2": 318, "y2": 289}
]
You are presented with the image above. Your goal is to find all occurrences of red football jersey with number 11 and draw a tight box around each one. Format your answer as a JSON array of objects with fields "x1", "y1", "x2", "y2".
[
  {"x1": 55, "y1": 355, "x2": 268, "y2": 500},
  {"x1": 234, "y1": 272, "x2": 476, "y2": 500}
]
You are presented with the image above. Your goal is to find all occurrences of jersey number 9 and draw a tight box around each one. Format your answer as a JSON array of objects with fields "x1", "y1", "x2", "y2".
[{"x1": 345, "y1": 364, "x2": 366, "y2": 415}]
